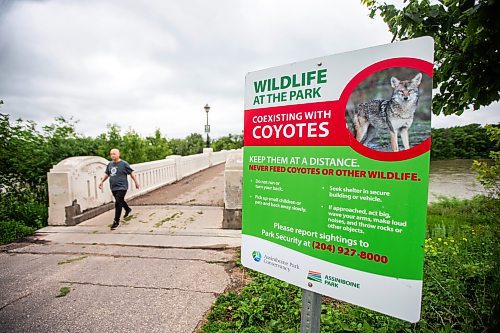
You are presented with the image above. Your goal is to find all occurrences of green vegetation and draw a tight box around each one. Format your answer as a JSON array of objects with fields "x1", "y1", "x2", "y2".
[
  {"x1": 58, "y1": 256, "x2": 88, "y2": 265},
  {"x1": 0, "y1": 114, "x2": 241, "y2": 245},
  {"x1": 431, "y1": 124, "x2": 498, "y2": 160},
  {"x1": 211, "y1": 134, "x2": 243, "y2": 152},
  {"x1": 56, "y1": 286, "x2": 71, "y2": 298},
  {"x1": 201, "y1": 196, "x2": 499, "y2": 332},
  {"x1": 472, "y1": 125, "x2": 500, "y2": 198},
  {"x1": 154, "y1": 212, "x2": 182, "y2": 228},
  {"x1": 0, "y1": 221, "x2": 35, "y2": 244},
  {"x1": 362, "y1": 0, "x2": 500, "y2": 116}
]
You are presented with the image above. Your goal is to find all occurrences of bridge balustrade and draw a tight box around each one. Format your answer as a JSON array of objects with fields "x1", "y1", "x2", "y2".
[{"x1": 47, "y1": 149, "x2": 232, "y2": 226}]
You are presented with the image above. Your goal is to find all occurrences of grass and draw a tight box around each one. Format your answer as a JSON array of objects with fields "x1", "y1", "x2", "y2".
[
  {"x1": 123, "y1": 214, "x2": 135, "y2": 223},
  {"x1": 58, "y1": 256, "x2": 88, "y2": 265},
  {"x1": 200, "y1": 196, "x2": 500, "y2": 333},
  {"x1": 154, "y1": 211, "x2": 183, "y2": 228},
  {"x1": 56, "y1": 287, "x2": 71, "y2": 298}
]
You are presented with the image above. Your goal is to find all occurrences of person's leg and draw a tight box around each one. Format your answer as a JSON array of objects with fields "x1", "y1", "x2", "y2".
[
  {"x1": 113, "y1": 190, "x2": 127, "y2": 223},
  {"x1": 123, "y1": 196, "x2": 131, "y2": 217}
]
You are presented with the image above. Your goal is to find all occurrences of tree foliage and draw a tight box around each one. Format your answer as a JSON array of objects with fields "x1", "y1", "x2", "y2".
[
  {"x1": 169, "y1": 133, "x2": 205, "y2": 156},
  {"x1": 145, "y1": 129, "x2": 172, "y2": 162},
  {"x1": 362, "y1": 0, "x2": 500, "y2": 115},
  {"x1": 211, "y1": 133, "x2": 243, "y2": 151},
  {"x1": 472, "y1": 125, "x2": 500, "y2": 198},
  {"x1": 430, "y1": 123, "x2": 497, "y2": 160}
]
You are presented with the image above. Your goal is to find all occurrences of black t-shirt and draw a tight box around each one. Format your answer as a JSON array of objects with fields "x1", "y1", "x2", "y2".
[{"x1": 105, "y1": 160, "x2": 134, "y2": 191}]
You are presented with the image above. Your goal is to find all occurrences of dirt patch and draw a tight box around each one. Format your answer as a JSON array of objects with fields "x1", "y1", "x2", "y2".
[
  {"x1": 0, "y1": 236, "x2": 50, "y2": 253},
  {"x1": 195, "y1": 248, "x2": 251, "y2": 332},
  {"x1": 223, "y1": 261, "x2": 252, "y2": 294}
]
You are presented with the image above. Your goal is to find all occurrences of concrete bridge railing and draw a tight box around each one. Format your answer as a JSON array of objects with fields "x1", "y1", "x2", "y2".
[{"x1": 48, "y1": 148, "x2": 232, "y2": 226}]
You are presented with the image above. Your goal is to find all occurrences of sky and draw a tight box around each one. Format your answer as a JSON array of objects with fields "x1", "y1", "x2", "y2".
[{"x1": 0, "y1": 0, "x2": 498, "y2": 140}]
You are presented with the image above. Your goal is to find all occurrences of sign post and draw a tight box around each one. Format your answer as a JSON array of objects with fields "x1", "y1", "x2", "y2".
[
  {"x1": 300, "y1": 290, "x2": 321, "y2": 333},
  {"x1": 242, "y1": 37, "x2": 434, "y2": 324}
]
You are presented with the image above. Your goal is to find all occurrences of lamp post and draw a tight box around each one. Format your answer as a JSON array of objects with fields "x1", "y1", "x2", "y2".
[{"x1": 204, "y1": 103, "x2": 210, "y2": 148}]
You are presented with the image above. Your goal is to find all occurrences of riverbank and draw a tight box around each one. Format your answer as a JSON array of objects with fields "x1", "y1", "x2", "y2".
[{"x1": 200, "y1": 195, "x2": 500, "y2": 332}]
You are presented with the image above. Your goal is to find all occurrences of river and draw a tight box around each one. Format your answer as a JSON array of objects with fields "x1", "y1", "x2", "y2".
[{"x1": 428, "y1": 159, "x2": 486, "y2": 203}]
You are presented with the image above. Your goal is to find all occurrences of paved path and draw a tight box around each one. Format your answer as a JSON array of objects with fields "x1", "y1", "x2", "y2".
[{"x1": 0, "y1": 164, "x2": 241, "y2": 333}]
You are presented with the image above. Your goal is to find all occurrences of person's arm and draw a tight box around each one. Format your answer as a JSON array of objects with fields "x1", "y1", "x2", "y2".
[
  {"x1": 98, "y1": 174, "x2": 110, "y2": 189},
  {"x1": 130, "y1": 172, "x2": 140, "y2": 189}
]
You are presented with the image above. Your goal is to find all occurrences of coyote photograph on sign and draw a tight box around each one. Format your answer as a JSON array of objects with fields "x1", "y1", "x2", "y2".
[{"x1": 346, "y1": 68, "x2": 432, "y2": 152}]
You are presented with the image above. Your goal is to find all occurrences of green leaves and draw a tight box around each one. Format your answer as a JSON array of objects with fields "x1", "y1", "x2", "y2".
[
  {"x1": 430, "y1": 124, "x2": 495, "y2": 160},
  {"x1": 363, "y1": 0, "x2": 500, "y2": 115},
  {"x1": 211, "y1": 134, "x2": 243, "y2": 152},
  {"x1": 472, "y1": 125, "x2": 500, "y2": 198}
]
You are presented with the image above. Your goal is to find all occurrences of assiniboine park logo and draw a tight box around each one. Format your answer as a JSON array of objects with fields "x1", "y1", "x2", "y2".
[
  {"x1": 252, "y1": 251, "x2": 262, "y2": 262},
  {"x1": 307, "y1": 270, "x2": 322, "y2": 283},
  {"x1": 306, "y1": 269, "x2": 362, "y2": 290}
]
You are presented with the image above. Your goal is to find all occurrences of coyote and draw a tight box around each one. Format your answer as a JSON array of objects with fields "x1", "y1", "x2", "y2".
[{"x1": 353, "y1": 73, "x2": 422, "y2": 152}]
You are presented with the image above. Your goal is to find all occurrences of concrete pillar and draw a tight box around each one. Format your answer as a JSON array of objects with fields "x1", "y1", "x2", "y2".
[
  {"x1": 203, "y1": 147, "x2": 213, "y2": 167},
  {"x1": 223, "y1": 150, "x2": 243, "y2": 229},
  {"x1": 166, "y1": 155, "x2": 182, "y2": 181}
]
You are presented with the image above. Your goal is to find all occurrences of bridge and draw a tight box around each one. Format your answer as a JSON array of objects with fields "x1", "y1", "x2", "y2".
[
  {"x1": 43, "y1": 148, "x2": 243, "y2": 247},
  {"x1": 46, "y1": 148, "x2": 242, "y2": 227},
  {"x1": 0, "y1": 149, "x2": 244, "y2": 333}
]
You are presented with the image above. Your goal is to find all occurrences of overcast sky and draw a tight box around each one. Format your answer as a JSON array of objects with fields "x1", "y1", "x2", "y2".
[{"x1": 0, "y1": 0, "x2": 498, "y2": 139}]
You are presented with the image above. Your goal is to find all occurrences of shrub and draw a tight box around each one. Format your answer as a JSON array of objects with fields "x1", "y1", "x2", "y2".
[{"x1": 0, "y1": 220, "x2": 34, "y2": 244}]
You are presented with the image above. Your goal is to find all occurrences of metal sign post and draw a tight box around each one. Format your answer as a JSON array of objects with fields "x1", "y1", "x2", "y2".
[{"x1": 300, "y1": 289, "x2": 321, "y2": 333}]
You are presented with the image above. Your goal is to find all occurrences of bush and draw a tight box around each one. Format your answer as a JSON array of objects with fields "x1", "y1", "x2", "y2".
[
  {"x1": 472, "y1": 125, "x2": 500, "y2": 198},
  {"x1": 423, "y1": 196, "x2": 500, "y2": 332},
  {"x1": 0, "y1": 220, "x2": 35, "y2": 244},
  {"x1": 0, "y1": 186, "x2": 47, "y2": 230},
  {"x1": 0, "y1": 183, "x2": 47, "y2": 244}
]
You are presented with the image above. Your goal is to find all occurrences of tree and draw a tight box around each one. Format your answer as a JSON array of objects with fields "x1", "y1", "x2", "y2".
[
  {"x1": 168, "y1": 138, "x2": 188, "y2": 156},
  {"x1": 185, "y1": 133, "x2": 205, "y2": 155},
  {"x1": 211, "y1": 133, "x2": 243, "y2": 151},
  {"x1": 122, "y1": 128, "x2": 147, "y2": 164},
  {"x1": 168, "y1": 133, "x2": 205, "y2": 156},
  {"x1": 96, "y1": 124, "x2": 122, "y2": 158},
  {"x1": 430, "y1": 124, "x2": 494, "y2": 160},
  {"x1": 0, "y1": 114, "x2": 46, "y2": 192},
  {"x1": 43, "y1": 117, "x2": 98, "y2": 165},
  {"x1": 145, "y1": 129, "x2": 172, "y2": 161},
  {"x1": 472, "y1": 125, "x2": 500, "y2": 198},
  {"x1": 362, "y1": 0, "x2": 500, "y2": 115}
]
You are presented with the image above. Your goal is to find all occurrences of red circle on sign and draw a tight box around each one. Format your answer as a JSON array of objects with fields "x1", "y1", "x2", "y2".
[{"x1": 340, "y1": 58, "x2": 433, "y2": 161}]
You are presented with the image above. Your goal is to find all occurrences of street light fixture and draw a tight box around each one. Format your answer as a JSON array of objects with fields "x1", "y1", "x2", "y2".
[{"x1": 204, "y1": 103, "x2": 210, "y2": 148}]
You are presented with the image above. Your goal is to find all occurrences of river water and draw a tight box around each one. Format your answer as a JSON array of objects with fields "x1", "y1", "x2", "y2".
[{"x1": 428, "y1": 159, "x2": 486, "y2": 203}]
